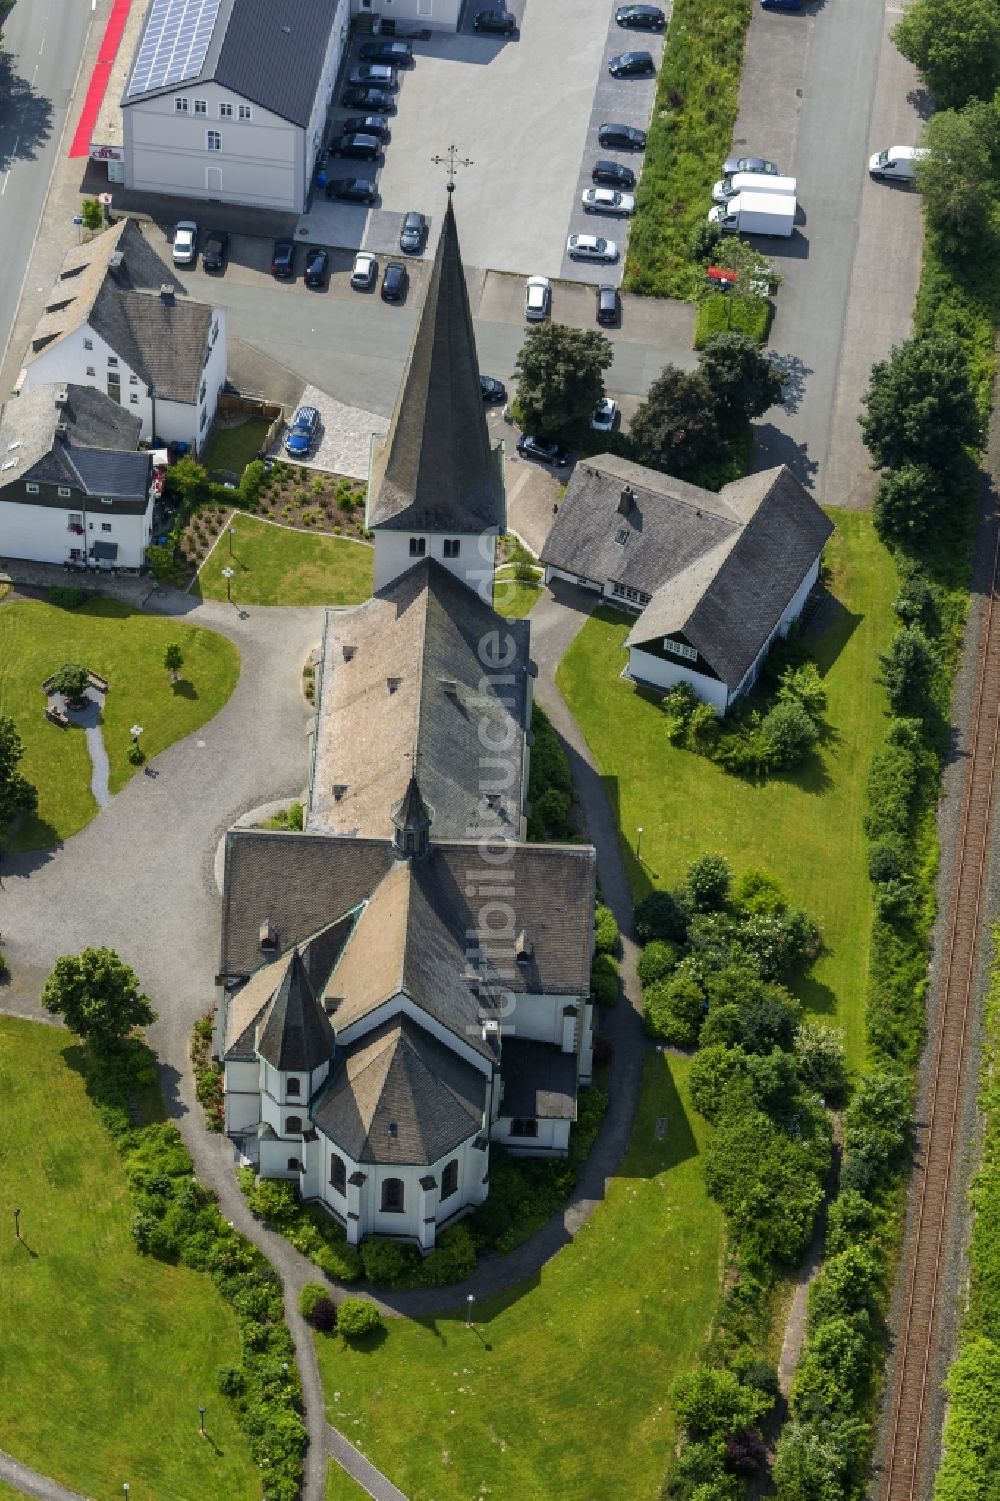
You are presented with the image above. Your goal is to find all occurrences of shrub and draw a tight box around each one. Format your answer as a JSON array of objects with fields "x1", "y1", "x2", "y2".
[
  {"x1": 217, "y1": 1364, "x2": 245, "y2": 1396},
  {"x1": 760, "y1": 698, "x2": 819, "y2": 769},
  {"x1": 240, "y1": 459, "x2": 265, "y2": 506},
  {"x1": 733, "y1": 869, "x2": 787, "y2": 916},
  {"x1": 635, "y1": 888, "x2": 689, "y2": 944},
  {"x1": 637, "y1": 939, "x2": 679, "y2": 986},
  {"x1": 594, "y1": 902, "x2": 620, "y2": 956},
  {"x1": 360, "y1": 1236, "x2": 418, "y2": 1287},
  {"x1": 670, "y1": 1365, "x2": 772, "y2": 1440},
  {"x1": 662, "y1": 681, "x2": 699, "y2": 742},
  {"x1": 310, "y1": 1296, "x2": 337, "y2": 1333},
  {"x1": 591, "y1": 952, "x2": 620, "y2": 1007},
  {"x1": 418, "y1": 1223, "x2": 478, "y2": 1286},
  {"x1": 338, "y1": 1299, "x2": 382, "y2": 1340},
  {"x1": 878, "y1": 626, "x2": 938, "y2": 718},
  {"x1": 793, "y1": 1022, "x2": 848, "y2": 1104},
  {"x1": 298, "y1": 1282, "x2": 329, "y2": 1320},
  {"x1": 686, "y1": 701, "x2": 721, "y2": 754},
  {"x1": 50, "y1": 662, "x2": 90, "y2": 703},
  {"x1": 777, "y1": 660, "x2": 827, "y2": 718},
  {"x1": 644, "y1": 968, "x2": 705, "y2": 1047},
  {"x1": 127, "y1": 742, "x2": 145, "y2": 766},
  {"x1": 685, "y1": 854, "x2": 731, "y2": 912},
  {"x1": 48, "y1": 585, "x2": 88, "y2": 608}
]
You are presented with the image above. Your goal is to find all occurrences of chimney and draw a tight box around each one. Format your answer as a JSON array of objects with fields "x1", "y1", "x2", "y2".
[
  {"x1": 618, "y1": 485, "x2": 634, "y2": 516},
  {"x1": 515, "y1": 929, "x2": 533, "y2": 964},
  {"x1": 332, "y1": 783, "x2": 347, "y2": 801},
  {"x1": 439, "y1": 677, "x2": 458, "y2": 696},
  {"x1": 342, "y1": 643, "x2": 356, "y2": 661},
  {"x1": 55, "y1": 389, "x2": 68, "y2": 410},
  {"x1": 159, "y1": 284, "x2": 175, "y2": 305},
  {"x1": 55, "y1": 423, "x2": 69, "y2": 441},
  {"x1": 108, "y1": 251, "x2": 125, "y2": 280}
]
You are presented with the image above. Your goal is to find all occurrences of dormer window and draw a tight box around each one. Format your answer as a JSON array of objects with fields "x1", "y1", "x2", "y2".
[
  {"x1": 665, "y1": 638, "x2": 698, "y2": 663},
  {"x1": 386, "y1": 676, "x2": 401, "y2": 695},
  {"x1": 259, "y1": 920, "x2": 278, "y2": 953},
  {"x1": 333, "y1": 784, "x2": 347, "y2": 800},
  {"x1": 614, "y1": 529, "x2": 629, "y2": 547},
  {"x1": 515, "y1": 929, "x2": 533, "y2": 964}
]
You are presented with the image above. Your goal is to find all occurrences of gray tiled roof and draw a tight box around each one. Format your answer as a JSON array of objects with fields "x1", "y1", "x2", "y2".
[
  {"x1": 500, "y1": 1039, "x2": 578, "y2": 1120},
  {"x1": 257, "y1": 948, "x2": 335, "y2": 1072},
  {"x1": 367, "y1": 197, "x2": 505, "y2": 535},
  {"x1": 309, "y1": 560, "x2": 531, "y2": 841},
  {"x1": 65, "y1": 446, "x2": 150, "y2": 499},
  {"x1": 626, "y1": 467, "x2": 834, "y2": 687},
  {"x1": 0, "y1": 383, "x2": 144, "y2": 495},
  {"x1": 313, "y1": 1015, "x2": 487, "y2": 1165}
]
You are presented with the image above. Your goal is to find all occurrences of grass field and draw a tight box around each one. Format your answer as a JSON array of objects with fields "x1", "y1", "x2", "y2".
[
  {"x1": 315, "y1": 1054, "x2": 723, "y2": 1501},
  {"x1": 326, "y1": 1462, "x2": 373, "y2": 1500},
  {"x1": 556, "y1": 510, "x2": 896, "y2": 1068},
  {"x1": 0, "y1": 597, "x2": 240, "y2": 851},
  {"x1": 202, "y1": 419, "x2": 270, "y2": 476},
  {"x1": 0, "y1": 1018, "x2": 259, "y2": 1500},
  {"x1": 494, "y1": 576, "x2": 542, "y2": 618},
  {"x1": 0, "y1": 1483, "x2": 28, "y2": 1499},
  {"x1": 195, "y1": 515, "x2": 373, "y2": 606}
]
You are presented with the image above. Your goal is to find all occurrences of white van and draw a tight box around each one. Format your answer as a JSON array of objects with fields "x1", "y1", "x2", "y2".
[
  {"x1": 869, "y1": 146, "x2": 928, "y2": 182},
  {"x1": 712, "y1": 171, "x2": 796, "y2": 204}
]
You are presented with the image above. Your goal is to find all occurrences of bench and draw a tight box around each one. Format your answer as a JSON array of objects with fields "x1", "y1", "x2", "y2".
[
  {"x1": 45, "y1": 706, "x2": 70, "y2": 729},
  {"x1": 86, "y1": 671, "x2": 109, "y2": 693}
]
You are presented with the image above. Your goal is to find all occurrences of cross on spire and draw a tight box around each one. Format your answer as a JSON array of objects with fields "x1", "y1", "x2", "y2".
[{"x1": 431, "y1": 144, "x2": 473, "y2": 193}]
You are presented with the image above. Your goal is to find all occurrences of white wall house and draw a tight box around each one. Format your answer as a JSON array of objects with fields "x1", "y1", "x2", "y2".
[
  {"x1": 352, "y1": 0, "x2": 462, "y2": 32},
  {"x1": 121, "y1": 0, "x2": 349, "y2": 213},
  {"x1": 372, "y1": 525, "x2": 499, "y2": 604}
]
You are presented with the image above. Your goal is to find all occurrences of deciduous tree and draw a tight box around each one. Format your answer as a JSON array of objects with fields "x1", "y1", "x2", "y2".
[
  {"x1": 860, "y1": 332, "x2": 980, "y2": 470},
  {"x1": 0, "y1": 715, "x2": 37, "y2": 837},
  {"x1": 629, "y1": 366, "x2": 720, "y2": 478},
  {"x1": 42, "y1": 948, "x2": 157, "y2": 1049},
  {"x1": 513, "y1": 323, "x2": 612, "y2": 435},
  {"x1": 892, "y1": 0, "x2": 1000, "y2": 110},
  {"x1": 699, "y1": 332, "x2": 784, "y2": 429},
  {"x1": 163, "y1": 642, "x2": 184, "y2": 683},
  {"x1": 915, "y1": 102, "x2": 999, "y2": 246}
]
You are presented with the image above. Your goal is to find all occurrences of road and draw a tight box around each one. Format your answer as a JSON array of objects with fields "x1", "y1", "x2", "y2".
[{"x1": 0, "y1": 0, "x2": 95, "y2": 378}]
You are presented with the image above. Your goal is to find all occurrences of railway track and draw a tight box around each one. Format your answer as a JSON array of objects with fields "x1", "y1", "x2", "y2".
[{"x1": 880, "y1": 505, "x2": 1000, "y2": 1501}]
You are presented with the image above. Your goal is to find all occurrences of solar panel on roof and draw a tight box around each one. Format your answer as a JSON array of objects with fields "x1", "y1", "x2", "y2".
[{"x1": 126, "y1": 0, "x2": 222, "y2": 99}]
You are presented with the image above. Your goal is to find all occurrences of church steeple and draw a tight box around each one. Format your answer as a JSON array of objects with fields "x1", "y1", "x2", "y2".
[
  {"x1": 366, "y1": 194, "x2": 504, "y2": 538},
  {"x1": 391, "y1": 773, "x2": 433, "y2": 859}
]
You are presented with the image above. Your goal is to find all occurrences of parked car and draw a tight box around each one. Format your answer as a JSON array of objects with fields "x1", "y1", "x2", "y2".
[
  {"x1": 172, "y1": 221, "x2": 197, "y2": 265},
  {"x1": 582, "y1": 187, "x2": 635, "y2": 216},
  {"x1": 616, "y1": 2, "x2": 665, "y2": 25},
  {"x1": 474, "y1": 7, "x2": 517, "y2": 31},
  {"x1": 598, "y1": 122, "x2": 646, "y2": 150},
  {"x1": 329, "y1": 132, "x2": 381, "y2": 161},
  {"x1": 340, "y1": 115, "x2": 391, "y2": 142},
  {"x1": 721, "y1": 153, "x2": 779, "y2": 177},
  {"x1": 201, "y1": 229, "x2": 229, "y2": 272},
  {"x1": 304, "y1": 248, "x2": 329, "y2": 288},
  {"x1": 348, "y1": 63, "x2": 397, "y2": 89},
  {"x1": 517, "y1": 434, "x2": 570, "y2": 466},
  {"x1": 285, "y1": 405, "x2": 320, "y2": 456},
  {"x1": 381, "y1": 261, "x2": 408, "y2": 301},
  {"x1": 608, "y1": 50, "x2": 656, "y2": 77},
  {"x1": 567, "y1": 233, "x2": 618, "y2": 262},
  {"x1": 351, "y1": 251, "x2": 378, "y2": 290},
  {"x1": 761, "y1": 0, "x2": 801, "y2": 9},
  {"x1": 342, "y1": 86, "x2": 395, "y2": 111},
  {"x1": 591, "y1": 397, "x2": 620, "y2": 433},
  {"x1": 359, "y1": 38, "x2": 413, "y2": 63},
  {"x1": 525, "y1": 274, "x2": 551, "y2": 321},
  {"x1": 399, "y1": 211, "x2": 427, "y2": 253},
  {"x1": 480, "y1": 375, "x2": 507, "y2": 402},
  {"x1": 869, "y1": 145, "x2": 928, "y2": 181},
  {"x1": 326, "y1": 177, "x2": 378, "y2": 203},
  {"x1": 271, "y1": 238, "x2": 296, "y2": 278},
  {"x1": 593, "y1": 159, "x2": 636, "y2": 188},
  {"x1": 596, "y1": 284, "x2": 619, "y2": 326}
]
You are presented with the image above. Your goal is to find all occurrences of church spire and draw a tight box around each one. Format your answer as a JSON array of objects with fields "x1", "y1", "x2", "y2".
[
  {"x1": 366, "y1": 194, "x2": 504, "y2": 536},
  {"x1": 391, "y1": 772, "x2": 433, "y2": 859}
]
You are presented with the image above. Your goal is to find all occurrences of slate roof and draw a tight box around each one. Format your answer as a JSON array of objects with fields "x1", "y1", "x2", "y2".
[
  {"x1": 308, "y1": 559, "x2": 531, "y2": 840},
  {"x1": 223, "y1": 952, "x2": 290, "y2": 1061},
  {"x1": 27, "y1": 219, "x2": 214, "y2": 404},
  {"x1": 313, "y1": 1015, "x2": 487, "y2": 1165},
  {"x1": 500, "y1": 1039, "x2": 578, "y2": 1121},
  {"x1": 123, "y1": 0, "x2": 340, "y2": 129},
  {"x1": 256, "y1": 948, "x2": 335, "y2": 1072},
  {"x1": 367, "y1": 196, "x2": 505, "y2": 535},
  {"x1": 0, "y1": 383, "x2": 146, "y2": 496},
  {"x1": 626, "y1": 467, "x2": 834, "y2": 688}
]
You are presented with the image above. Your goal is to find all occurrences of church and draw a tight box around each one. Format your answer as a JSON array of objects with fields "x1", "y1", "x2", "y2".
[{"x1": 215, "y1": 198, "x2": 598, "y2": 1252}]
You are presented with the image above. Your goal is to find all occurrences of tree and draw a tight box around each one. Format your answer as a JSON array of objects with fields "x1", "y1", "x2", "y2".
[
  {"x1": 872, "y1": 463, "x2": 947, "y2": 544},
  {"x1": 760, "y1": 698, "x2": 819, "y2": 769},
  {"x1": 793, "y1": 1021, "x2": 848, "y2": 1103},
  {"x1": 859, "y1": 332, "x2": 980, "y2": 470},
  {"x1": 163, "y1": 642, "x2": 184, "y2": 683},
  {"x1": 685, "y1": 853, "x2": 732, "y2": 911},
  {"x1": 915, "y1": 102, "x2": 999, "y2": 246},
  {"x1": 165, "y1": 455, "x2": 210, "y2": 506},
  {"x1": 513, "y1": 323, "x2": 612, "y2": 435},
  {"x1": 772, "y1": 1420, "x2": 844, "y2": 1501},
  {"x1": 698, "y1": 333, "x2": 784, "y2": 430},
  {"x1": 42, "y1": 948, "x2": 157, "y2": 1049},
  {"x1": 629, "y1": 366, "x2": 720, "y2": 478},
  {"x1": 50, "y1": 662, "x2": 91, "y2": 705},
  {"x1": 892, "y1": 0, "x2": 1000, "y2": 111},
  {"x1": 878, "y1": 625, "x2": 937, "y2": 716},
  {"x1": 634, "y1": 887, "x2": 689, "y2": 944},
  {"x1": 80, "y1": 198, "x2": 103, "y2": 232},
  {"x1": 0, "y1": 715, "x2": 38, "y2": 837}
]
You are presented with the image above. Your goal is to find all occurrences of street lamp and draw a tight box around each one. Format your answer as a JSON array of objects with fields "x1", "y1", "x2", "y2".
[
  {"x1": 228, "y1": 525, "x2": 236, "y2": 556},
  {"x1": 636, "y1": 826, "x2": 644, "y2": 861},
  {"x1": 123, "y1": 1485, "x2": 129, "y2": 1500},
  {"x1": 130, "y1": 724, "x2": 143, "y2": 743},
  {"x1": 13, "y1": 1206, "x2": 20, "y2": 1238},
  {"x1": 281, "y1": 1362, "x2": 289, "y2": 1381},
  {"x1": 198, "y1": 1405, "x2": 206, "y2": 1435},
  {"x1": 466, "y1": 1294, "x2": 475, "y2": 1329},
  {"x1": 222, "y1": 565, "x2": 234, "y2": 602}
]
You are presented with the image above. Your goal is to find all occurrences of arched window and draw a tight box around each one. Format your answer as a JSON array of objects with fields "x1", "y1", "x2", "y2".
[
  {"x1": 440, "y1": 1159, "x2": 459, "y2": 1201},
  {"x1": 381, "y1": 1177, "x2": 404, "y2": 1213},
  {"x1": 286, "y1": 1077, "x2": 301, "y2": 1097},
  {"x1": 285, "y1": 1115, "x2": 302, "y2": 1135},
  {"x1": 330, "y1": 1154, "x2": 347, "y2": 1195}
]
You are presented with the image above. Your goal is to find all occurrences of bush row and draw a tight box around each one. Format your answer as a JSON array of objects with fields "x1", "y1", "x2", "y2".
[
  {"x1": 298, "y1": 1282, "x2": 383, "y2": 1340},
  {"x1": 661, "y1": 656, "x2": 827, "y2": 780},
  {"x1": 191, "y1": 1014, "x2": 224, "y2": 1132},
  {"x1": 527, "y1": 702, "x2": 578, "y2": 841}
]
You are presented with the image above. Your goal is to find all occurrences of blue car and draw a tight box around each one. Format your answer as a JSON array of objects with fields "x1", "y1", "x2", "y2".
[{"x1": 285, "y1": 405, "x2": 320, "y2": 456}]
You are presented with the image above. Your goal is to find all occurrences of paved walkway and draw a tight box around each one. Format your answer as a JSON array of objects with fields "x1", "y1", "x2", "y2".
[{"x1": 0, "y1": 1449, "x2": 91, "y2": 1501}]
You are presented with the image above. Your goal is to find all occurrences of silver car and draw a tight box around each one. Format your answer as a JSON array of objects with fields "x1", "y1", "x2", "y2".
[
  {"x1": 525, "y1": 275, "x2": 551, "y2": 321},
  {"x1": 567, "y1": 234, "x2": 619, "y2": 262},
  {"x1": 582, "y1": 187, "x2": 635, "y2": 216}
]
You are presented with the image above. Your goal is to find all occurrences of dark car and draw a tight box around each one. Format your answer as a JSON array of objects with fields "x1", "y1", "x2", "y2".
[
  {"x1": 399, "y1": 211, "x2": 427, "y2": 253},
  {"x1": 342, "y1": 86, "x2": 395, "y2": 111},
  {"x1": 340, "y1": 115, "x2": 391, "y2": 141},
  {"x1": 304, "y1": 248, "x2": 329, "y2": 288},
  {"x1": 358, "y1": 38, "x2": 413, "y2": 63},
  {"x1": 593, "y1": 159, "x2": 636, "y2": 188},
  {"x1": 330, "y1": 132, "x2": 381, "y2": 160},
  {"x1": 381, "y1": 260, "x2": 408, "y2": 302},
  {"x1": 325, "y1": 177, "x2": 378, "y2": 203},
  {"x1": 721, "y1": 153, "x2": 779, "y2": 177},
  {"x1": 517, "y1": 434, "x2": 570, "y2": 466},
  {"x1": 616, "y1": 4, "x2": 666, "y2": 27},
  {"x1": 598, "y1": 122, "x2": 646, "y2": 150},
  {"x1": 271, "y1": 238, "x2": 295, "y2": 278},
  {"x1": 761, "y1": 0, "x2": 802, "y2": 9},
  {"x1": 284, "y1": 405, "x2": 320, "y2": 457},
  {"x1": 201, "y1": 229, "x2": 230, "y2": 272},
  {"x1": 348, "y1": 63, "x2": 398, "y2": 89},
  {"x1": 596, "y1": 285, "x2": 619, "y2": 327},
  {"x1": 608, "y1": 50, "x2": 656, "y2": 76},
  {"x1": 474, "y1": 8, "x2": 518, "y2": 31},
  {"x1": 480, "y1": 375, "x2": 506, "y2": 402}
]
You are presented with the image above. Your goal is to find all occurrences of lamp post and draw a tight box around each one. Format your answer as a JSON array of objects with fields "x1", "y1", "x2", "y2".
[
  {"x1": 636, "y1": 826, "x2": 644, "y2": 862},
  {"x1": 198, "y1": 1405, "x2": 206, "y2": 1435},
  {"x1": 13, "y1": 1206, "x2": 20, "y2": 1239},
  {"x1": 465, "y1": 1294, "x2": 475, "y2": 1329},
  {"x1": 123, "y1": 1485, "x2": 129, "y2": 1500},
  {"x1": 282, "y1": 1362, "x2": 289, "y2": 1382},
  {"x1": 228, "y1": 525, "x2": 235, "y2": 556},
  {"x1": 130, "y1": 724, "x2": 143, "y2": 744},
  {"x1": 222, "y1": 565, "x2": 234, "y2": 603}
]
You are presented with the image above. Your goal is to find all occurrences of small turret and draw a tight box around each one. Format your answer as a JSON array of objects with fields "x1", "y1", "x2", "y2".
[{"x1": 391, "y1": 773, "x2": 433, "y2": 859}]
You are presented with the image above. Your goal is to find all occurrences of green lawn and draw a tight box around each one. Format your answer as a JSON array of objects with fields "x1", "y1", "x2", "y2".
[
  {"x1": 202, "y1": 419, "x2": 270, "y2": 476},
  {"x1": 494, "y1": 576, "x2": 542, "y2": 618},
  {"x1": 326, "y1": 1462, "x2": 373, "y2": 1500},
  {"x1": 315, "y1": 1053, "x2": 723, "y2": 1501},
  {"x1": 0, "y1": 598, "x2": 240, "y2": 851},
  {"x1": 557, "y1": 510, "x2": 896, "y2": 1069},
  {"x1": 0, "y1": 1483, "x2": 29, "y2": 1499},
  {"x1": 195, "y1": 515, "x2": 374, "y2": 606},
  {"x1": 0, "y1": 1018, "x2": 259, "y2": 1501}
]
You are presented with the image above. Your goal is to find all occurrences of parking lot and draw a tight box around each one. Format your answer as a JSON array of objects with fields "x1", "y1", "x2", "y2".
[{"x1": 296, "y1": 0, "x2": 666, "y2": 286}]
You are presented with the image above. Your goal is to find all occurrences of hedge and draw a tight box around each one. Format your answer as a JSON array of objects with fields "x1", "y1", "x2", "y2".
[{"x1": 694, "y1": 293, "x2": 771, "y2": 349}]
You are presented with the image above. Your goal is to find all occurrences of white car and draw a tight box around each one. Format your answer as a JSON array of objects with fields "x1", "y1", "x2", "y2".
[
  {"x1": 172, "y1": 221, "x2": 198, "y2": 265},
  {"x1": 582, "y1": 187, "x2": 635, "y2": 216},
  {"x1": 350, "y1": 251, "x2": 378, "y2": 290},
  {"x1": 567, "y1": 234, "x2": 619, "y2": 262},
  {"x1": 525, "y1": 275, "x2": 551, "y2": 321},
  {"x1": 591, "y1": 398, "x2": 620, "y2": 433}
]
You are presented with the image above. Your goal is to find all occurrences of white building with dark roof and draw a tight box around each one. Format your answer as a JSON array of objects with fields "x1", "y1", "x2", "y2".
[
  {"x1": 121, "y1": 0, "x2": 349, "y2": 212},
  {"x1": 216, "y1": 200, "x2": 597, "y2": 1251}
]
